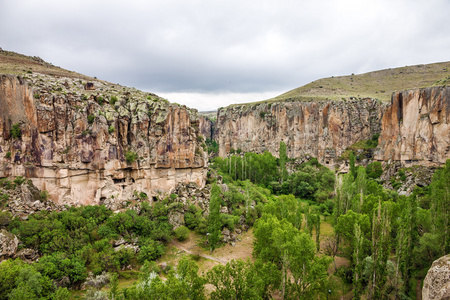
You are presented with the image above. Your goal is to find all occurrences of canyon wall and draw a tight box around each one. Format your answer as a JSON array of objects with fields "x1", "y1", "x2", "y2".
[
  {"x1": 0, "y1": 74, "x2": 209, "y2": 205},
  {"x1": 215, "y1": 86, "x2": 450, "y2": 168},
  {"x1": 375, "y1": 86, "x2": 450, "y2": 166},
  {"x1": 215, "y1": 98, "x2": 384, "y2": 168}
]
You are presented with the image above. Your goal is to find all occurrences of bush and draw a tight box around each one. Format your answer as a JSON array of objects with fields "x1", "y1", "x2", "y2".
[
  {"x1": 366, "y1": 161, "x2": 383, "y2": 179},
  {"x1": 97, "y1": 96, "x2": 104, "y2": 106},
  {"x1": 88, "y1": 115, "x2": 95, "y2": 124},
  {"x1": 0, "y1": 211, "x2": 12, "y2": 226},
  {"x1": 138, "y1": 239, "x2": 165, "y2": 262},
  {"x1": 108, "y1": 125, "x2": 115, "y2": 133},
  {"x1": 110, "y1": 95, "x2": 118, "y2": 105},
  {"x1": 174, "y1": 226, "x2": 190, "y2": 241},
  {"x1": 5, "y1": 152, "x2": 11, "y2": 159},
  {"x1": 10, "y1": 123, "x2": 21, "y2": 139},
  {"x1": 14, "y1": 176, "x2": 26, "y2": 186},
  {"x1": 125, "y1": 151, "x2": 138, "y2": 163}
]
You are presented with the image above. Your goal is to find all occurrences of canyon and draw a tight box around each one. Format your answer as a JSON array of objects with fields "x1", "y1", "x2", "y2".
[{"x1": 0, "y1": 51, "x2": 449, "y2": 206}]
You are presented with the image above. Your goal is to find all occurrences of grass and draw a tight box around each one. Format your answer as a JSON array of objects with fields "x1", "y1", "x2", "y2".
[
  {"x1": 227, "y1": 61, "x2": 450, "y2": 107},
  {"x1": 0, "y1": 49, "x2": 95, "y2": 80}
]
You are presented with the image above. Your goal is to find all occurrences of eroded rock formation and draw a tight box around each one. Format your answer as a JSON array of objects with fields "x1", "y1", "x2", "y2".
[
  {"x1": 215, "y1": 86, "x2": 450, "y2": 168},
  {"x1": 0, "y1": 74, "x2": 210, "y2": 205},
  {"x1": 375, "y1": 86, "x2": 450, "y2": 166},
  {"x1": 215, "y1": 98, "x2": 384, "y2": 168},
  {"x1": 423, "y1": 254, "x2": 450, "y2": 300}
]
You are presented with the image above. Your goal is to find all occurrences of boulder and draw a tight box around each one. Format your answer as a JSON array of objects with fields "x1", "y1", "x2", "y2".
[
  {"x1": 423, "y1": 254, "x2": 450, "y2": 300},
  {"x1": 0, "y1": 229, "x2": 19, "y2": 260},
  {"x1": 14, "y1": 248, "x2": 39, "y2": 262}
]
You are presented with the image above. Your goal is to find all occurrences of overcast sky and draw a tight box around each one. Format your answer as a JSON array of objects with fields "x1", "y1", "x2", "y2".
[{"x1": 1, "y1": 0, "x2": 449, "y2": 111}]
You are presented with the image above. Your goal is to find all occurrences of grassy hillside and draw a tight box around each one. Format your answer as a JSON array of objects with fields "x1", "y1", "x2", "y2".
[
  {"x1": 260, "y1": 61, "x2": 450, "y2": 105},
  {"x1": 0, "y1": 48, "x2": 95, "y2": 80}
]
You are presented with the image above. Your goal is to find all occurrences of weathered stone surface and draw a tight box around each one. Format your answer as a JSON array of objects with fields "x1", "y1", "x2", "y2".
[
  {"x1": 0, "y1": 75, "x2": 208, "y2": 205},
  {"x1": 13, "y1": 248, "x2": 39, "y2": 262},
  {"x1": 215, "y1": 99, "x2": 384, "y2": 168},
  {"x1": 215, "y1": 86, "x2": 450, "y2": 169},
  {"x1": 0, "y1": 229, "x2": 19, "y2": 260},
  {"x1": 376, "y1": 87, "x2": 450, "y2": 166},
  {"x1": 423, "y1": 254, "x2": 450, "y2": 300}
]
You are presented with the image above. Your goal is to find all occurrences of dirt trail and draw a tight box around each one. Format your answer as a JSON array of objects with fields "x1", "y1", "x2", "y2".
[{"x1": 170, "y1": 240, "x2": 227, "y2": 264}]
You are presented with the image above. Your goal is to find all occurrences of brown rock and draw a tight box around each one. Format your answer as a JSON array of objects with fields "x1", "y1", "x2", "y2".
[
  {"x1": 215, "y1": 99, "x2": 383, "y2": 167},
  {"x1": 0, "y1": 229, "x2": 19, "y2": 260},
  {"x1": 423, "y1": 254, "x2": 450, "y2": 300},
  {"x1": 0, "y1": 75, "x2": 207, "y2": 205},
  {"x1": 376, "y1": 87, "x2": 450, "y2": 166}
]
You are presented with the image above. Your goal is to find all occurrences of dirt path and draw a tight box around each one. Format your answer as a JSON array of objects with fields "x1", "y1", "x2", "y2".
[{"x1": 170, "y1": 240, "x2": 227, "y2": 264}]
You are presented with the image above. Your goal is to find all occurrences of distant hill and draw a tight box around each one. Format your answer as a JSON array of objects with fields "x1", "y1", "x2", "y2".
[{"x1": 263, "y1": 61, "x2": 450, "y2": 104}]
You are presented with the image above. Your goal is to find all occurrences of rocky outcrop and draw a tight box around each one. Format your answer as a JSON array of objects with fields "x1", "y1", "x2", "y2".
[
  {"x1": 0, "y1": 74, "x2": 207, "y2": 205},
  {"x1": 423, "y1": 254, "x2": 450, "y2": 300},
  {"x1": 215, "y1": 86, "x2": 450, "y2": 168},
  {"x1": 215, "y1": 99, "x2": 384, "y2": 168},
  {"x1": 375, "y1": 86, "x2": 450, "y2": 166},
  {"x1": 0, "y1": 229, "x2": 19, "y2": 260}
]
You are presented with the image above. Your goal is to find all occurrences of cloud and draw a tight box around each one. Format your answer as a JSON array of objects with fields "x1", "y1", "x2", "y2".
[
  {"x1": 155, "y1": 90, "x2": 286, "y2": 111},
  {"x1": 1, "y1": 0, "x2": 449, "y2": 110}
]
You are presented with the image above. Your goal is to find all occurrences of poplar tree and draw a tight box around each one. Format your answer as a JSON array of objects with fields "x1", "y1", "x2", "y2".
[
  {"x1": 430, "y1": 159, "x2": 450, "y2": 255},
  {"x1": 279, "y1": 141, "x2": 288, "y2": 183}
]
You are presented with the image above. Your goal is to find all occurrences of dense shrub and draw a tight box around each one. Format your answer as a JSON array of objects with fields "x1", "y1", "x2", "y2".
[{"x1": 174, "y1": 226, "x2": 190, "y2": 241}]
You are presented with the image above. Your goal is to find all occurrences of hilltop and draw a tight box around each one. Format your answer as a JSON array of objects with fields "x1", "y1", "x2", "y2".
[{"x1": 234, "y1": 61, "x2": 450, "y2": 106}]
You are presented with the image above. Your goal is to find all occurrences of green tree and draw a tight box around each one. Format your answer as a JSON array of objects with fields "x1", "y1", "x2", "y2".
[
  {"x1": 208, "y1": 184, "x2": 222, "y2": 252},
  {"x1": 279, "y1": 141, "x2": 288, "y2": 183},
  {"x1": 177, "y1": 257, "x2": 206, "y2": 300},
  {"x1": 207, "y1": 259, "x2": 279, "y2": 300},
  {"x1": 349, "y1": 151, "x2": 356, "y2": 179},
  {"x1": 430, "y1": 159, "x2": 450, "y2": 255},
  {"x1": 253, "y1": 214, "x2": 331, "y2": 299}
]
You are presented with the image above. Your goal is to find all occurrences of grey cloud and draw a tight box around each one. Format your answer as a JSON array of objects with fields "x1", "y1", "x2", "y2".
[{"x1": 0, "y1": 0, "x2": 450, "y2": 110}]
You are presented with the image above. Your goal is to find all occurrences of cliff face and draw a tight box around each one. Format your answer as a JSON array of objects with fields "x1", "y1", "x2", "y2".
[
  {"x1": 375, "y1": 86, "x2": 450, "y2": 166},
  {"x1": 215, "y1": 99, "x2": 384, "y2": 167},
  {"x1": 0, "y1": 74, "x2": 208, "y2": 205}
]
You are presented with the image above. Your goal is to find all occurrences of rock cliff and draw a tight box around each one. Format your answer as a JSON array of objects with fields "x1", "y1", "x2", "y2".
[
  {"x1": 215, "y1": 98, "x2": 384, "y2": 168},
  {"x1": 375, "y1": 86, "x2": 450, "y2": 166},
  {"x1": 215, "y1": 86, "x2": 450, "y2": 168},
  {"x1": 0, "y1": 74, "x2": 209, "y2": 205}
]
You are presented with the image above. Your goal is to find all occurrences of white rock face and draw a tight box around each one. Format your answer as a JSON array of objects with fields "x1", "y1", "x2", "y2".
[{"x1": 423, "y1": 254, "x2": 450, "y2": 300}]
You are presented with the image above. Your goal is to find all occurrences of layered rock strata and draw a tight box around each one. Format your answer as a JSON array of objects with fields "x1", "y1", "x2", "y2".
[
  {"x1": 215, "y1": 98, "x2": 384, "y2": 168},
  {"x1": 0, "y1": 74, "x2": 208, "y2": 205},
  {"x1": 375, "y1": 86, "x2": 450, "y2": 166}
]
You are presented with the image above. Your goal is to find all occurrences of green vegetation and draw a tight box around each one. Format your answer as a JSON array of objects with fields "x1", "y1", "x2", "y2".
[
  {"x1": 87, "y1": 114, "x2": 95, "y2": 124},
  {"x1": 0, "y1": 133, "x2": 448, "y2": 299},
  {"x1": 263, "y1": 62, "x2": 450, "y2": 104},
  {"x1": 125, "y1": 151, "x2": 138, "y2": 163},
  {"x1": 110, "y1": 95, "x2": 118, "y2": 105},
  {"x1": 108, "y1": 125, "x2": 115, "y2": 134},
  {"x1": 1, "y1": 203, "x2": 172, "y2": 298},
  {"x1": 207, "y1": 184, "x2": 221, "y2": 252},
  {"x1": 205, "y1": 139, "x2": 219, "y2": 154},
  {"x1": 174, "y1": 226, "x2": 190, "y2": 242},
  {"x1": 10, "y1": 123, "x2": 21, "y2": 139}
]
